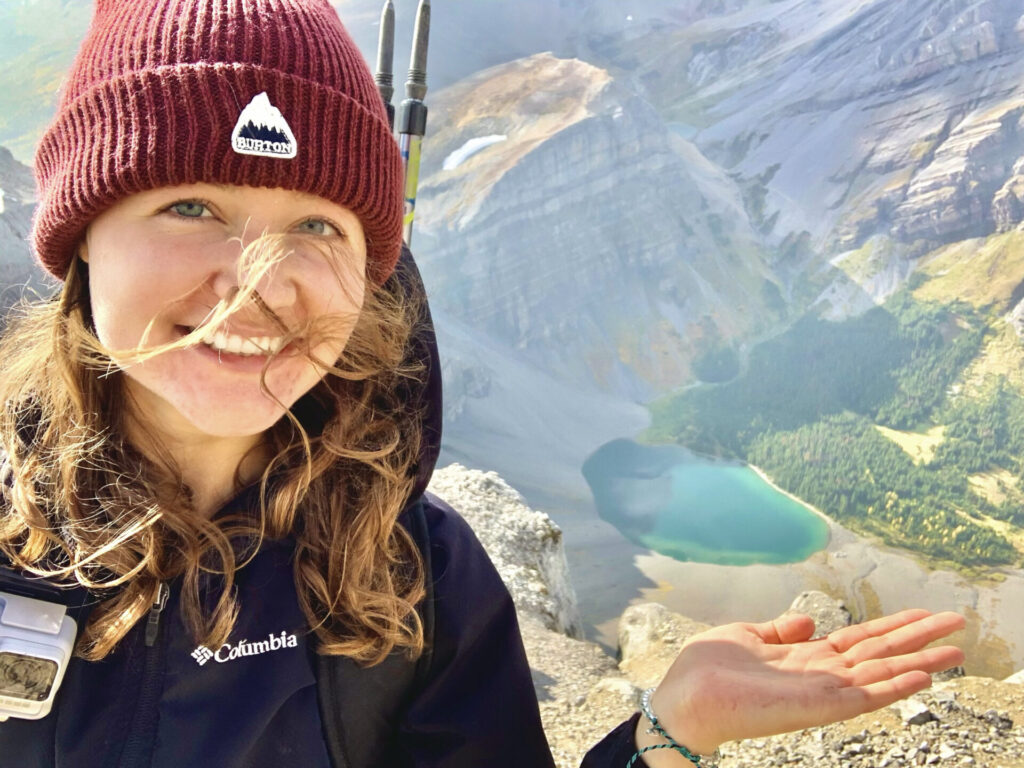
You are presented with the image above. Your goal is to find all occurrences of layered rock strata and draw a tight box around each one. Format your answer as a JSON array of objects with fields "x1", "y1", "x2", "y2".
[
  {"x1": 0, "y1": 146, "x2": 45, "y2": 312},
  {"x1": 415, "y1": 53, "x2": 781, "y2": 399}
]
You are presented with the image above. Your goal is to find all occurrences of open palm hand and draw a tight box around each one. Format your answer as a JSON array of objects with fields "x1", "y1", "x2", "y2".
[{"x1": 641, "y1": 609, "x2": 965, "y2": 760}]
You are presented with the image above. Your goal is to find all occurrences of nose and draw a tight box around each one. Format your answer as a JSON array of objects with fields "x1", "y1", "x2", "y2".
[{"x1": 209, "y1": 227, "x2": 298, "y2": 312}]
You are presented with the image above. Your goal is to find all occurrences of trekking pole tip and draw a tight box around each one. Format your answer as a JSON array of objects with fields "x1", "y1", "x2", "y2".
[
  {"x1": 375, "y1": 1, "x2": 396, "y2": 92},
  {"x1": 406, "y1": 0, "x2": 431, "y2": 102}
]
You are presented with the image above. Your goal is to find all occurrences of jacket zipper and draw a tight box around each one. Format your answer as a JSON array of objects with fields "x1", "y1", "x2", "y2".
[
  {"x1": 118, "y1": 582, "x2": 169, "y2": 768},
  {"x1": 145, "y1": 582, "x2": 169, "y2": 646}
]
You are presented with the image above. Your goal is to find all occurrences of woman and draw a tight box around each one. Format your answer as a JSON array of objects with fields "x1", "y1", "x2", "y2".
[{"x1": 0, "y1": 1, "x2": 965, "y2": 766}]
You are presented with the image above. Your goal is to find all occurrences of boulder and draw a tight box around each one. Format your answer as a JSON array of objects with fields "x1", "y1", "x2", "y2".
[
  {"x1": 617, "y1": 602, "x2": 710, "y2": 688},
  {"x1": 1003, "y1": 669, "x2": 1024, "y2": 685},
  {"x1": 785, "y1": 590, "x2": 853, "y2": 639},
  {"x1": 891, "y1": 696, "x2": 937, "y2": 725},
  {"x1": 427, "y1": 463, "x2": 582, "y2": 637}
]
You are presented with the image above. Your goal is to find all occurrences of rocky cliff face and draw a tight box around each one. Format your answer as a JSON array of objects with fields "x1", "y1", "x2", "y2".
[
  {"x1": 0, "y1": 147, "x2": 48, "y2": 313},
  {"x1": 415, "y1": 53, "x2": 781, "y2": 398},
  {"x1": 603, "y1": 0, "x2": 1024, "y2": 309},
  {"x1": 400, "y1": 0, "x2": 1024, "y2": 400},
  {"x1": 427, "y1": 463, "x2": 582, "y2": 636}
]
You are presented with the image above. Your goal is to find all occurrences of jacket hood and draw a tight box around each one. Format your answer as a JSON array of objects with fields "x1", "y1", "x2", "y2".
[{"x1": 390, "y1": 244, "x2": 443, "y2": 503}]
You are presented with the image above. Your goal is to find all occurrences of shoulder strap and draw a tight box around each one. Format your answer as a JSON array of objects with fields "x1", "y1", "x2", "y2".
[{"x1": 315, "y1": 497, "x2": 435, "y2": 768}]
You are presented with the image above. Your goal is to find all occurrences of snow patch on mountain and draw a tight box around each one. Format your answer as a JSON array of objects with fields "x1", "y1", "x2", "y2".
[{"x1": 442, "y1": 135, "x2": 508, "y2": 170}]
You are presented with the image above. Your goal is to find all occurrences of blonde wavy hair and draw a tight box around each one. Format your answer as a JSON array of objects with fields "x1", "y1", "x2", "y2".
[{"x1": 0, "y1": 232, "x2": 426, "y2": 664}]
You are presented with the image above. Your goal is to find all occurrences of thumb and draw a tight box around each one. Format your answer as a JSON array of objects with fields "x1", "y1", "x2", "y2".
[{"x1": 752, "y1": 612, "x2": 816, "y2": 645}]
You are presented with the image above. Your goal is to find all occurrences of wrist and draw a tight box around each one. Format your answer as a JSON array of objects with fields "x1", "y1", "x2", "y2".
[{"x1": 631, "y1": 687, "x2": 721, "y2": 766}]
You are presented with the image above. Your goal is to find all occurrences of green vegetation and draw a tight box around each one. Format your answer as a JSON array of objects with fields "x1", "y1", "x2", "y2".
[
  {"x1": 934, "y1": 381, "x2": 1024, "y2": 527},
  {"x1": 748, "y1": 414, "x2": 1016, "y2": 567},
  {"x1": 691, "y1": 345, "x2": 740, "y2": 383},
  {"x1": 646, "y1": 292, "x2": 1022, "y2": 569},
  {"x1": 935, "y1": 381, "x2": 1024, "y2": 476},
  {"x1": 648, "y1": 297, "x2": 983, "y2": 454}
]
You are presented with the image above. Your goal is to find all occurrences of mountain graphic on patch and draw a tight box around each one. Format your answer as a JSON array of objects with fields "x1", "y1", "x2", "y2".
[{"x1": 230, "y1": 92, "x2": 297, "y2": 159}]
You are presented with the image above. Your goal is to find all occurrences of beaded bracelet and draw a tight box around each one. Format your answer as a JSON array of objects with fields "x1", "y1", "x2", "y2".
[{"x1": 625, "y1": 687, "x2": 711, "y2": 768}]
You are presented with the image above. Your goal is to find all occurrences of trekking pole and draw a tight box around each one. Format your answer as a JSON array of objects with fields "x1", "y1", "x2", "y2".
[
  {"x1": 398, "y1": 0, "x2": 430, "y2": 246},
  {"x1": 374, "y1": 0, "x2": 396, "y2": 129}
]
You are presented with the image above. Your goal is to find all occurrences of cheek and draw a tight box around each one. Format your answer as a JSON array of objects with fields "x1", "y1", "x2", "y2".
[
  {"x1": 88, "y1": 253, "x2": 200, "y2": 348},
  {"x1": 88, "y1": 267, "x2": 146, "y2": 347},
  {"x1": 306, "y1": 260, "x2": 366, "y2": 330}
]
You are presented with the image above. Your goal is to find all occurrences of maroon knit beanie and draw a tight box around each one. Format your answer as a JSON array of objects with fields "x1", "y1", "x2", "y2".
[{"x1": 32, "y1": 0, "x2": 403, "y2": 285}]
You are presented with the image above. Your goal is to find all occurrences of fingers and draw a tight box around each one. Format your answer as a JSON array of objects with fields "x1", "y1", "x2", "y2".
[
  {"x1": 752, "y1": 613, "x2": 816, "y2": 645},
  {"x1": 840, "y1": 612, "x2": 966, "y2": 665},
  {"x1": 846, "y1": 645, "x2": 965, "y2": 687},
  {"x1": 822, "y1": 670, "x2": 933, "y2": 725},
  {"x1": 827, "y1": 609, "x2": 933, "y2": 653}
]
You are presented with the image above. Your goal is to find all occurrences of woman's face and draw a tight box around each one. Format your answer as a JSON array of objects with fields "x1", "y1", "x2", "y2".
[{"x1": 80, "y1": 183, "x2": 367, "y2": 441}]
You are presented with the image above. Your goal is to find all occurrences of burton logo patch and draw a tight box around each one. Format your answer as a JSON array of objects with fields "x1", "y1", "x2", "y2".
[{"x1": 231, "y1": 92, "x2": 297, "y2": 159}]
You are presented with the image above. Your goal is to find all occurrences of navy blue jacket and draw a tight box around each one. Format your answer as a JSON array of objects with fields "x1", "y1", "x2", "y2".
[
  {"x1": 0, "y1": 248, "x2": 642, "y2": 766},
  {"x1": 0, "y1": 497, "x2": 640, "y2": 767}
]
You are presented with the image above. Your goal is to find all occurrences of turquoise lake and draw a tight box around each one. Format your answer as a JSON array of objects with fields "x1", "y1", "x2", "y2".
[{"x1": 582, "y1": 439, "x2": 829, "y2": 566}]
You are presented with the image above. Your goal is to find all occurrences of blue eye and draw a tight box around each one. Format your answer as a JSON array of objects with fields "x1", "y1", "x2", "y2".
[
  {"x1": 296, "y1": 218, "x2": 340, "y2": 236},
  {"x1": 169, "y1": 200, "x2": 210, "y2": 218}
]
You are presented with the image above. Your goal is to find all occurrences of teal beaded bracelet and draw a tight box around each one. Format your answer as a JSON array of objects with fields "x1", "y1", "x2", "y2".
[{"x1": 625, "y1": 687, "x2": 714, "y2": 768}]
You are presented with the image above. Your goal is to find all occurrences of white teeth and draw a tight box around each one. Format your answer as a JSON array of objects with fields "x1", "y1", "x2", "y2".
[{"x1": 198, "y1": 328, "x2": 286, "y2": 356}]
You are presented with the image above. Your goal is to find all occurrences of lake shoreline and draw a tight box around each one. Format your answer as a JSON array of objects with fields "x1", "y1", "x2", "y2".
[
  {"x1": 747, "y1": 463, "x2": 835, "y2": 532},
  {"x1": 479, "y1": 421, "x2": 1024, "y2": 680},
  {"x1": 586, "y1": 441, "x2": 830, "y2": 566},
  {"x1": 599, "y1": 503, "x2": 1024, "y2": 680},
  {"x1": 560, "y1": 450, "x2": 1024, "y2": 679}
]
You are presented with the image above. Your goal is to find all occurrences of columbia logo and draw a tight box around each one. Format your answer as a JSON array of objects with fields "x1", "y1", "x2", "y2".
[
  {"x1": 231, "y1": 92, "x2": 297, "y2": 159},
  {"x1": 190, "y1": 631, "x2": 298, "y2": 666}
]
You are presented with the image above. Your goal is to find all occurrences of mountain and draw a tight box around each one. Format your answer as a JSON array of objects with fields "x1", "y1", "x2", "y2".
[
  {"x1": 593, "y1": 0, "x2": 1024, "y2": 304},
  {"x1": 8, "y1": 0, "x2": 1024, "y2": 694},
  {"x1": 0, "y1": 147, "x2": 50, "y2": 312},
  {"x1": 413, "y1": 53, "x2": 782, "y2": 399},
  {"x1": 7, "y1": 0, "x2": 1024, "y2": 554},
  {"x1": 0, "y1": 0, "x2": 92, "y2": 166}
]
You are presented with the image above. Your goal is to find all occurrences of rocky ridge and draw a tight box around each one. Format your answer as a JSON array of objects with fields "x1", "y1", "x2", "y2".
[
  {"x1": 414, "y1": 53, "x2": 782, "y2": 399},
  {"x1": 435, "y1": 463, "x2": 1024, "y2": 768},
  {"x1": 427, "y1": 463, "x2": 582, "y2": 637},
  {"x1": 0, "y1": 146, "x2": 46, "y2": 312}
]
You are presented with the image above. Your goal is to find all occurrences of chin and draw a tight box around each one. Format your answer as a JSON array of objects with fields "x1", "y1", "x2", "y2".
[
  {"x1": 122, "y1": 356, "x2": 322, "y2": 442},
  {"x1": 179, "y1": 401, "x2": 292, "y2": 438}
]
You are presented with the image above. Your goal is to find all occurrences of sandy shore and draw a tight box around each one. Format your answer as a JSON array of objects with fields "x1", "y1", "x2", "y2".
[
  {"x1": 748, "y1": 463, "x2": 835, "y2": 528},
  {"x1": 441, "y1": 380, "x2": 1024, "y2": 680},
  {"x1": 546, "y1": 469, "x2": 1024, "y2": 680}
]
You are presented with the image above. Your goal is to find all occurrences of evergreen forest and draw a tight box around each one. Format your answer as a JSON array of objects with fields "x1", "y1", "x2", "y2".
[{"x1": 646, "y1": 292, "x2": 1024, "y2": 570}]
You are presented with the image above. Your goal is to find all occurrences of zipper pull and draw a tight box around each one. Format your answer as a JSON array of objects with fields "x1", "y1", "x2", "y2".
[{"x1": 144, "y1": 582, "x2": 169, "y2": 647}]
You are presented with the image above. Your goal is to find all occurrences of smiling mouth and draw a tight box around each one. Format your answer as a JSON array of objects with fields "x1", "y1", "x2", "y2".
[{"x1": 179, "y1": 326, "x2": 288, "y2": 356}]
